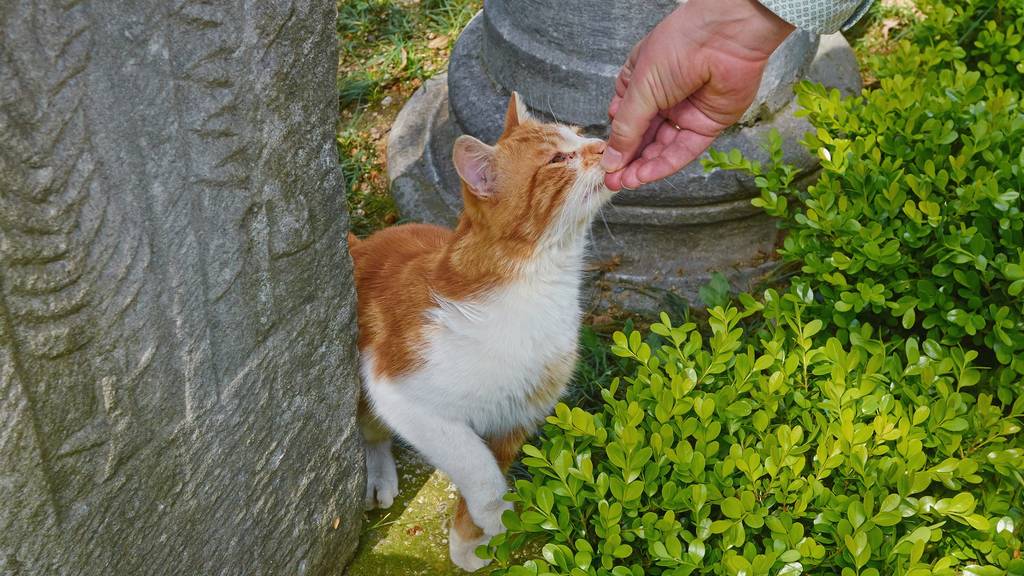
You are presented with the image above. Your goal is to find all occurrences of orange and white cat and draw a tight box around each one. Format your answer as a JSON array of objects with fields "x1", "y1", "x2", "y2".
[{"x1": 349, "y1": 93, "x2": 611, "y2": 571}]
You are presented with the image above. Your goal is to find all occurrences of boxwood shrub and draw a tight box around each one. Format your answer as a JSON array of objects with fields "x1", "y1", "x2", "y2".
[
  {"x1": 482, "y1": 0, "x2": 1024, "y2": 574},
  {"x1": 872, "y1": 0, "x2": 1024, "y2": 91},
  {"x1": 705, "y1": 69, "x2": 1024, "y2": 380},
  {"x1": 700, "y1": 0, "x2": 1024, "y2": 380},
  {"x1": 483, "y1": 291, "x2": 1023, "y2": 575}
]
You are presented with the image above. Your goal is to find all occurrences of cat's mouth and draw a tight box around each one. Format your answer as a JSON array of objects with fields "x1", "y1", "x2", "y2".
[
  {"x1": 580, "y1": 168, "x2": 613, "y2": 199},
  {"x1": 585, "y1": 149, "x2": 615, "y2": 195}
]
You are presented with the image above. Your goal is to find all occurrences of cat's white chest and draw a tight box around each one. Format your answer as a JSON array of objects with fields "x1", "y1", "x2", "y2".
[{"x1": 408, "y1": 270, "x2": 582, "y2": 435}]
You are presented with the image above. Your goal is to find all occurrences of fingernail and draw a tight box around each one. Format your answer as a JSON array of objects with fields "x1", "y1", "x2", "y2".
[{"x1": 600, "y1": 147, "x2": 622, "y2": 171}]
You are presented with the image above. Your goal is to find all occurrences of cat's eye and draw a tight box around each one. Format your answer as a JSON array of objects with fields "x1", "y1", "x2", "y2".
[{"x1": 549, "y1": 152, "x2": 570, "y2": 164}]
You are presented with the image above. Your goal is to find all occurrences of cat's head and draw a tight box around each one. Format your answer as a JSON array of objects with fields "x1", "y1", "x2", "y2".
[{"x1": 451, "y1": 93, "x2": 613, "y2": 252}]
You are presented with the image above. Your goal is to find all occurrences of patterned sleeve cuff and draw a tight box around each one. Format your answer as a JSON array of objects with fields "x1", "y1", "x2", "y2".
[{"x1": 758, "y1": 0, "x2": 875, "y2": 34}]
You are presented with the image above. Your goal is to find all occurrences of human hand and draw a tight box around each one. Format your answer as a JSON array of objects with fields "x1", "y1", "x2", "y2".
[{"x1": 602, "y1": 0, "x2": 795, "y2": 190}]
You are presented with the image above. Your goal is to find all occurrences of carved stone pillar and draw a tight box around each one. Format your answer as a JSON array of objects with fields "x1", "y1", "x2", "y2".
[
  {"x1": 389, "y1": 0, "x2": 860, "y2": 308},
  {"x1": 0, "y1": 1, "x2": 363, "y2": 573}
]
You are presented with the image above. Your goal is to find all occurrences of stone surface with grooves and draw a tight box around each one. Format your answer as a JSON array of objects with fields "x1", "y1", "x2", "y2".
[{"x1": 0, "y1": 0, "x2": 363, "y2": 574}]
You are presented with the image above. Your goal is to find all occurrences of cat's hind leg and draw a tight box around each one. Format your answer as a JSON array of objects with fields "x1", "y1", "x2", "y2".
[{"x1": 359, "y1": 403, "x2": 399, "y2": 510}]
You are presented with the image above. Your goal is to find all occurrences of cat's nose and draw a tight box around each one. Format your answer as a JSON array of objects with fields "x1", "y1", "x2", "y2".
[
  {"x1": 586, "y1": 141, "x2": 607, "y2": 156},
  {"x1": 582, "y1": 141, "x2": 607, "y2": 169}
]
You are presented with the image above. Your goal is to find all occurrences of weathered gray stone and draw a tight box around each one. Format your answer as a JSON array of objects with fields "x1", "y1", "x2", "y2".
[
  {"x1": 0, "y1": 1, "x2": 363, "y2": 574},
  {"x1": 808, "y1": 31, "x2": 865, "y2": 93}
]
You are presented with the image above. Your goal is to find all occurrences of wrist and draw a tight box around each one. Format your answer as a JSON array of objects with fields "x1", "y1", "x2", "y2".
[{"x1": 677, "y1": 0, "x2": 795, "y2": 59}]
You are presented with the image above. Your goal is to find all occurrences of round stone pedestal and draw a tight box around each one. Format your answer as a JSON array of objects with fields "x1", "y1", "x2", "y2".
[{"x1": 388, "y1": 4, "x2": 860, "y2": 309}]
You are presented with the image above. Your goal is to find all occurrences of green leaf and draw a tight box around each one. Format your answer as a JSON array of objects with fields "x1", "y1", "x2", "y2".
[
  {"x1": 536, "y1": 486, "x2": 554, "y2": 513},
  {"x1": 778, "y1": 562, "x2": 803, "y2": 576},
  {"x1": 940, "y1": 418, "x2": 969, "y2": 432},
  {"x1": 721, "y1": 497, "x2": 743, "y2": 519},
  {"x1": 963, "y1": 566, "x2": 1004, "y2": 576},
  {"x1": 847, "y1": 500, "x2": 867, "y2": 529},
  {"x1": 845, "y1": 532, "x2": 869, "y2": 569},
  {"x1": 964, "y1": 514, "x2": 990, "y2": 531},
  {"x1": 709, "y1": 520, "x2": 733, "y2": 534},
  {"x1": 612, "y1": 331, "x2": 627, "y2": 349},
  {"x1": 902, "y1": 307, "x2": 916, "y2": 329},
  {"x1": 803, "y1": 319, "x2": 823, "y2": 339}
]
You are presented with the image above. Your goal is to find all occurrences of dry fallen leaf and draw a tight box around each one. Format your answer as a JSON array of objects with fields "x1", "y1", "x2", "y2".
[
  {"x1": 428, "y1": 35, "x2": 449, "y2": 50},
  {"x1": 332, "y1": 517, "x2": 341, "y2": 530},
  {"x1": 880, "y1": 18, "x2": 902, "y2": 39},
  {"x1": 598, "y1": 255, "x2": 622, "y2": 273}
]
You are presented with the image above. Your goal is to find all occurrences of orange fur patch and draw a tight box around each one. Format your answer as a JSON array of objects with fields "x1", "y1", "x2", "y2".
[{"x1": 452, "y1": 496, "x2": 484, "y2": 540}]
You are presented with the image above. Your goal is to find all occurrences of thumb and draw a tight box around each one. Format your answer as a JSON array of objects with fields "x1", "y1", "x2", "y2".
[{"x1": 602, "y1": 74, "x2": 659, "y2": 172}]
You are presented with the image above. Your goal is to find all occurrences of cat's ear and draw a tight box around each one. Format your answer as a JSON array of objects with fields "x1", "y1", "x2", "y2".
[
  {"x1": 503, "y1": 91, "x2": 531, "y2": 133},
  {"x1": 453, "y1": 135, "x2": 497, "y2": 198}
]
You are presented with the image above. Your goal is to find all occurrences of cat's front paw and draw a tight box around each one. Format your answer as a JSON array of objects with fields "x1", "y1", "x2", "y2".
[
  {"x1": 449, "y1": 525, "x2": 492, "y2": 572},
  {"x1": 364, "y1": 442, "x2": 399, "y2": 510},
  {"x1": 471, "y1": 496, "x2": 513, "y2": 536}
]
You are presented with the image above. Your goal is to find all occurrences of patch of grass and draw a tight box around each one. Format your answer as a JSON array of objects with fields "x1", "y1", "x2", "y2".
[
  {"x1": 338, "y1": 0, "x2": 481, "y2": 235},
  {"x1": 339, "y1": 119, "x2": 399, "y2": 237},
  {"x1": 565, "y1": 326, "x2": 625, "y2": 411},
  {"x1": 338, "y1": 0, "x2": 478, "y2": 108},
  {"x1": 846, "y1": 0, "x2": 923, "y2": 85}
]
